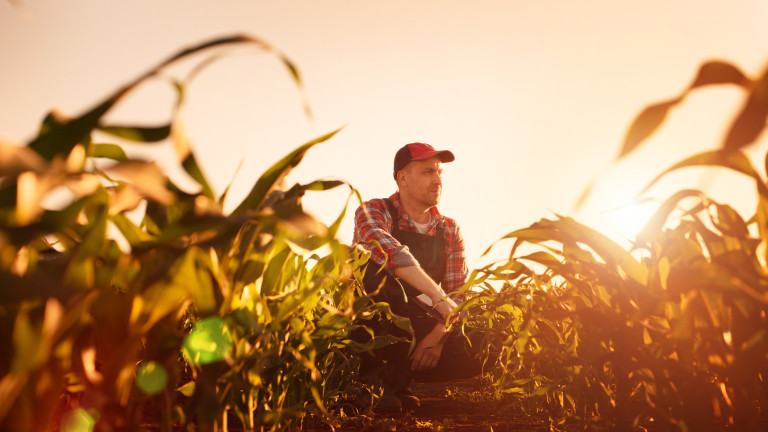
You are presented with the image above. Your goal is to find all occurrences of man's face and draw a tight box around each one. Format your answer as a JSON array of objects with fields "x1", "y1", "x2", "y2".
[{"x1": 399, "y1": 156, "x2": 444, "y2": 208}]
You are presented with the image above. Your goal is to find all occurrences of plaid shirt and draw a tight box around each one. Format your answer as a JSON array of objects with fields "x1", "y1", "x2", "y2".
[{"x1": 353, "y1": 192, "x2": 468, "y2": 294}]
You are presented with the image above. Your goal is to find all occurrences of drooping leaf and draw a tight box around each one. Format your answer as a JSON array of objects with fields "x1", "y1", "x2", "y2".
[
  {"x1": 28, "y1": 34, "x2": 300, "y2": 161},
  {"x1": 639, "y1": 149, "x2": 768, "y2": 198},
  {"x1": 618, "y1": 60, "x2": 754, "y2": 161},
  {"x1": 689, "y1": 61, "x2": 750, "y2": 88},
  {"x1": 723, "y1": 66, "x2": 768, "y2": 151},
  {"x1": 619, "y1": 97, "x2": 682, "y2": 159}
]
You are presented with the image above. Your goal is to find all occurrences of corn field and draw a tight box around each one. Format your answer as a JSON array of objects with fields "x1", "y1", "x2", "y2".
[{"x1": 1, "y1": 35, "x2": 767, "y2": 431}]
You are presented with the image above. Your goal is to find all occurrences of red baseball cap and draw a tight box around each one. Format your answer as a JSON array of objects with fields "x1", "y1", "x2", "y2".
[{"x1": 393, "y1": 142, "x2": 455, "y2": 178}]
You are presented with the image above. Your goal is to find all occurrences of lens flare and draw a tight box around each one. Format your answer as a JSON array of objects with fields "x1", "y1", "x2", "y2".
[
  {"x1": 135, "y1": 361, "x2": 169, "y2": 395},
  {"x1": 182, "y1": 316, "x2": 233, "y2": 365},
  {"x1": 61, "y1": 408, "x2": 96, "y2": 432}
]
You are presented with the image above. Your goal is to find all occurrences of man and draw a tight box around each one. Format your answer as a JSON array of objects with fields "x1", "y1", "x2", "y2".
[{"x1": 353, "y1": 142, "x2": 486, "y2": 411}]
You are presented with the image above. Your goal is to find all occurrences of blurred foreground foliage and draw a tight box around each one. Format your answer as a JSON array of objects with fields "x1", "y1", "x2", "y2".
[
  {"x1": 2, "y1": 34, "x2": 768, "y2": 432},
  {"x1": 459, "y1": 59, "x2": 768, "y2": 431},
  {"x1": 0, "y1": 35, "x2": 385, "y2": 432}
]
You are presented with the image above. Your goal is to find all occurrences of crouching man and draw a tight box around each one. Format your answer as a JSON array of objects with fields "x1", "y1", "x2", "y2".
[{"x1": 353, "y1": 142, "x2": 489, "y2": 411}]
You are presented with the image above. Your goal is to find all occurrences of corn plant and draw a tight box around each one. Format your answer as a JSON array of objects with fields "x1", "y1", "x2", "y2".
[
  {"x1": 0, "y1": 34, "x2": 378, "y2": 432},
  {"x1": 458, "y1": 60, "x2": 768, "y2": 431}
]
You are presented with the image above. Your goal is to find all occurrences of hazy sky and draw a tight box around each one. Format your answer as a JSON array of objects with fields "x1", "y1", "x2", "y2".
[{"x1": 2, "y1": 0, "x2": 768, "y2": 267}]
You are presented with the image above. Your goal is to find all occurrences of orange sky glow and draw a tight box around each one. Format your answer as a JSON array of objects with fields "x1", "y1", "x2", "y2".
[{"x1": 2, "y1": 0, "x2": 768, "y2": 268}]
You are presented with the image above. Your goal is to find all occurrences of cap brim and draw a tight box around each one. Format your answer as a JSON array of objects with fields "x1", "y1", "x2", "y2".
[{"x1": 412, "y1": 150, "x2": 455, "y2": 163}]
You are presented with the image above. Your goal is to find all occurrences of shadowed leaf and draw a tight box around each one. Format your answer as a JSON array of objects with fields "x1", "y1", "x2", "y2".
[
  {"x1": 723, "y1": 67, "x2": 768, "y2": 151},
  {"x1": 97, "y1": 124, "x2": 172, "y2": 143},
  {"x1": 689, "y1": 61, "x2": 750, "y2": 88},
  {"x1": 618, "y1": 60, "x2": 753, "y2": 160},
  {"x1": 619, "y1": 97, "x2": 682, "y2": 159},
  {"x1": 28, "y1": 34, "x2": 300, "y2": 161}
]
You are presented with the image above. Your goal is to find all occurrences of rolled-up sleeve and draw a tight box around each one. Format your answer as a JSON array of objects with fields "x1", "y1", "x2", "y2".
[{"x1": 353, "y1": 200, "x2": 419, "y2": 273}]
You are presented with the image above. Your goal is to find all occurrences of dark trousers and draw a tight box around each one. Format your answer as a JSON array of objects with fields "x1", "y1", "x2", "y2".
[{"x1": 356, "y1": 301, "x2": 490, "y2": 391}]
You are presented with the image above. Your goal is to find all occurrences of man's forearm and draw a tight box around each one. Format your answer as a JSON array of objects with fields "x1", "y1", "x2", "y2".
[
  {"x1": 393, "y1": 265, "x2": 457, "y2": 322},
  {"x1": 393, "y1": 265, "x2": 446, "y2": 303}
]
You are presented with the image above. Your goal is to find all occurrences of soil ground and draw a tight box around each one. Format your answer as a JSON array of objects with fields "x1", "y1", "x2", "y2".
[
  {"x1": 136, "y1": 376, "x2": 548, "y2": 431},
  {"x1": 333, "y1": 376, "x2": 549, "y2": 432}
]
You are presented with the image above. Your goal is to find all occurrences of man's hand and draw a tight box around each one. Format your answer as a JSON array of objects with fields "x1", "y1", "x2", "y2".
[
  {"x1": 432, "y1": 296, "x2": 457, "y2": 323},
  {"x1": 409, "y1": 324, "x2": 448, "y2": 371}
]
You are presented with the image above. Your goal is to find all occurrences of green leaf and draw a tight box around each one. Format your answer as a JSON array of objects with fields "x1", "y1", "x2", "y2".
[
  {"x1": 89, "y1": 143, "x2": 127, "y2": 161},
  {"x1": 231, "y1": 128, "x2": 342, "y2": 215},
  {"x1": 110, "y1": 213, "x2": 153, "y2": 247},
  {"x1": 181, "y1": 152, "x2": 215, "y2": 200},
  {"x1": 28, "y1": 34, "x2": 300, "y2": 161},
  {"x1": 96, "y1": 124, "x2": 172, "y2": 142},
  {"x1": 177, "y1": 381, "x2": 196, "y2": 397},
  {"x1": 261, "y1": 244, "x2": 292, "y2": 296},
  {"x1": 65, "y1": 200, "x2": 108, "y2": 288}
]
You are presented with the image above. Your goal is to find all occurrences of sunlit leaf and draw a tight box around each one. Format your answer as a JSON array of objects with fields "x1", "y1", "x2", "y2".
[
  {"x1": 634, "y1": 189, "x2": 707, "y2": 247},
  {"x1": 106, "y1": 161, "x2": 175, "y2": 205},
  {"x1": 639, "y1": 149, "x2": 768, "y2": 198},
  {"x1": 231, "y1": 129, "x2": 342, "y2": 215},
  {"x1": 0, "y1": 143, "x2": 46, "y2": 176},
  {"x1": 177, "y1": 381, "x2": 195, "y2": 397},
  {"x1": 89, "y1": 143, "x2": 127, "y2": 161}
]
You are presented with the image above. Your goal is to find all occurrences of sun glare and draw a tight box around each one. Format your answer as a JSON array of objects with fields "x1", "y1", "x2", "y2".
[{"x1": 594, "y1": 200, "x2": 659, "y2": 247}]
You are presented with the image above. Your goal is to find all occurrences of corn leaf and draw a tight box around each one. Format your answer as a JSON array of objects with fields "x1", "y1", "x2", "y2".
[
  {"x1": 723, "y1": 66, "x2": 768, "y2": 151},
  {"x1": 231, "y1": 128, "x2": 342, "y2": 215},
  {"x1": 640, "y1": 150, "x2": 768, "y2": 198},
  {"x1": 96, "y1": 125, "x2": 172, "y2": 143},
  {"x1": 89, "y1": 143, "x2": 127, "y2": 161},
  {"x1": 618, "y1": 60, "x2": 752, "y2": 160}
]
